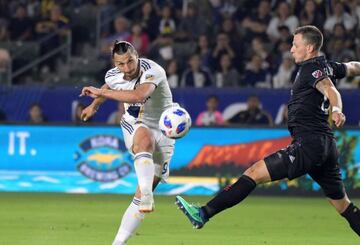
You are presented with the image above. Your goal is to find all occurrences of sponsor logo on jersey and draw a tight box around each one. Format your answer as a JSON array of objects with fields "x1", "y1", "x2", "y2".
[
  {"x1": 289, "y1": 155, "x2": 295, "y2": 163},
  {"x1": 312, "y1": 70, "x2": 323, "y2": 79},
  {"x1": 75, "y1": 135, "x2": 131, "y2": 182},
  {"x1": 145, "y1": 74, "x2": 155, "y2": 80},
  {"x1": 324, "y1": 65, "x2": 334, "y2": 76}
]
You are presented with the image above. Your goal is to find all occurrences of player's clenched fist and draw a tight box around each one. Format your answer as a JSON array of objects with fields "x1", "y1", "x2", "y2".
[
  {"x1": 80, "y1": 105, "x2": 97, "y2": 121},
  {"x1": 332, "y1": 111, "x2": 346, "y2": 128}
]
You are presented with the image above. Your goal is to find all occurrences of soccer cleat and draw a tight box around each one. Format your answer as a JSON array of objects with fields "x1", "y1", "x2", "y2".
[
  {"x1": 175, "y1": 196, "x2": 208, "y2": 229},
  {"x1": 139, "y1": 192, "x2": 155, "y2": 213}
]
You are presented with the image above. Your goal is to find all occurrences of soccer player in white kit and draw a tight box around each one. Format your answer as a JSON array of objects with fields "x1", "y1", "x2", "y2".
[{"x1": 80, "y1": 41, "x2": 175, "y2": 244}]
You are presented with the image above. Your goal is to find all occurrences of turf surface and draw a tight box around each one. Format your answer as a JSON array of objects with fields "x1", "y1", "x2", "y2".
[{"x1": 0, "y1": 193, "x2": 358, "y2": 244}]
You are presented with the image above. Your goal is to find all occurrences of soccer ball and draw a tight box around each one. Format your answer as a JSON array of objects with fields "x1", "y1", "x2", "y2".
[{"x1": 159, "y1": 106, "x2": 192, "y2": 139}]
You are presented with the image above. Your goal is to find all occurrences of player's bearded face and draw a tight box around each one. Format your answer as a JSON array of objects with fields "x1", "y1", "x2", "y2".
[
  {"x1": 113, "y1": 52, "x2": 139, "y2": 79},
  {"x1": 290, "y1": 34, "x2": 307, "y2": 64}
]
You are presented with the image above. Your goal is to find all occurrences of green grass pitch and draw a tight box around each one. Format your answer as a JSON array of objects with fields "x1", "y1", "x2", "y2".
[{"x1": 0, "y1": 193, "x2": 358, "y2": 244}]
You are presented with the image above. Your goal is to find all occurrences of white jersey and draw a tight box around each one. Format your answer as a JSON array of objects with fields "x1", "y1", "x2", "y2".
[{"x1": 105, "y1": 58, "x2": 174, "y2": 129}]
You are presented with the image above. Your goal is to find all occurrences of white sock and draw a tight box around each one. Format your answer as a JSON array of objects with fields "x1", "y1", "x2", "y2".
[
  {"x1": 134, "y1": 152, "x2": 154, "y2": 195},
  {"x1": 112, "y1": 198, "x2": 145, "y2": 244}
]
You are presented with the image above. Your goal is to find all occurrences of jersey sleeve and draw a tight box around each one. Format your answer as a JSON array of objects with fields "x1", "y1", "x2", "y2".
[
  {"x1": 329, "y1": 61, "x2": 347, "y2": 79},
  {"x1": 303, "y1": 62, "x2": 328, "y2": 88},
  {"x1": 139, "y1": 66, "x2": 166, "y2": 87},
  {"x1": 104, "y1": 69, "x2": 121, "y2": 89}
]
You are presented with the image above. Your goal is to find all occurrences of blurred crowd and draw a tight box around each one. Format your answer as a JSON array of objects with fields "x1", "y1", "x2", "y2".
[
  {"x1": 0, "y1": 0, "x2": 359, "y2": 88},
  {"x1": 10, "y1": 94, "x2": 280, "y2": 127}
]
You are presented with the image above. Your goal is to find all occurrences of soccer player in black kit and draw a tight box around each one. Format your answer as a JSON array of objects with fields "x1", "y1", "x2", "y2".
[{"x1": 175, "y1": 25, "x2": 360, "y2": 236}]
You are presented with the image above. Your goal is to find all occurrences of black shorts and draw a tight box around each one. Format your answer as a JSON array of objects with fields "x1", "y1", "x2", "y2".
[{"x1": 264, "y1": 134, "x2": 345, "y2": 199}]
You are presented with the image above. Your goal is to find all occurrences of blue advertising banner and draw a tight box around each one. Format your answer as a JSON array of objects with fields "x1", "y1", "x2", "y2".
[
  {"x1": 0, "y1": 125, "x2": 359, "y2": 196},
  {"x1": 1, "y1": 86, "x2": 359, "y2": 125}
]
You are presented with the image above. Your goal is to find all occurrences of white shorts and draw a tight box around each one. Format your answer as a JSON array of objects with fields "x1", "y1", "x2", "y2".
[{"x1": 120, "y1": 119, "x2": 175, "y2": 182}]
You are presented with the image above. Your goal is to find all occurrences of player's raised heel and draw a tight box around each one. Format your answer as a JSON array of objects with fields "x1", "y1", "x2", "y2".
[
  {"x1": 139, "y1": 192, "x2": 155, "y2": 213},
  {"x1": 175, "y1": 195, "x2": 208, "y2": 229}
]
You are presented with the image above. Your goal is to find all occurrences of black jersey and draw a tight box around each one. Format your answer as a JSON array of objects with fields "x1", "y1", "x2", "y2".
[{"x1": 287, "y1": 56, "x2": 346, "y2": 137}]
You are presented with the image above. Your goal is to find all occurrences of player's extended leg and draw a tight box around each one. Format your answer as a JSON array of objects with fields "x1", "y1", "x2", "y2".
[
  {"x1": 112, "y1": 177, "x2": 161, "y2": 245},
  {"x1": 309, "y1": 135, "x2": 360, "y2": 237},
  {"x1": 329, "y1": 194, "x2": 360, "y2": 236},
  {"x1": 176, "y1": 159, "x2": 271, "y2": 228},
  {"x1": 132, "y1": 126, "x2": 155, "y2": 213}
]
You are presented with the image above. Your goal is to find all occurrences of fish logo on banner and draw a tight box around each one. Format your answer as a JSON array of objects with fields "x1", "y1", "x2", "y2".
[{"x1": 75, "y1": 135, "x2": 131, "y2": 182}]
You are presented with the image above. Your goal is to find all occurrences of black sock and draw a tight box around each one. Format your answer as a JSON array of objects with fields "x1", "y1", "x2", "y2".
[
  {"x1": 202, "y1": 175, "x2": 256, "y2": 219},
  {"x1": 341, "y1": 203, "x2": 360, "y2": 236}
]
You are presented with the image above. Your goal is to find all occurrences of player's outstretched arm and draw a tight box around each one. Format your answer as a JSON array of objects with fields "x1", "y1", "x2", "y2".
[
  {"x1": 344, "y1": 61, "x2": 360, "y2": 77},
  {"x1": 84, "y1": 83, "x2": 156, "y2": 104},
  {"x1": 80, "y1": 83, "x2": 109, "y2": 121},
  {"x1": 315, "y1": 78, "x2": 345, "y2": 128}
]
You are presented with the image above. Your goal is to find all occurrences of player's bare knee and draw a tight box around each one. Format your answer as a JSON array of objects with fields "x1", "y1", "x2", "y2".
[
  {"x1": 133, "y1": 140, "x2": 154, "y2": 153},
  {"x1": 133, "y1": 131, "x2": 154, "y2": 153},
  {"x1": 243, "y1": 160, "x2": 269, "y2": 184},
  {"x1": 134, "y1": 128, "x2": 155, "y2": 152},
  {"x1": 243, "y1": 164, "x2": 260, "y2": 183}
]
